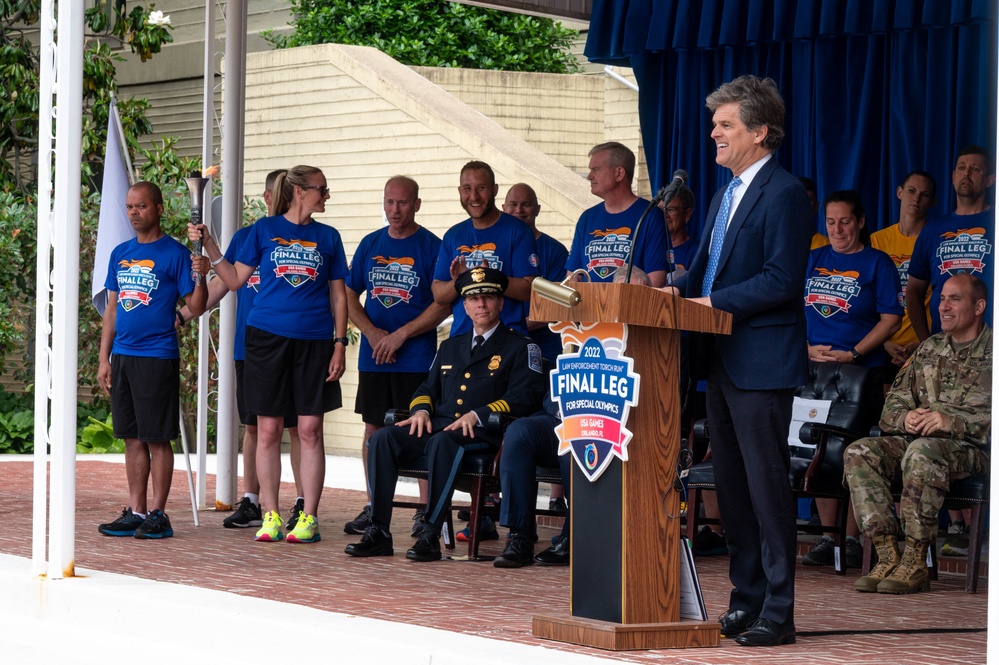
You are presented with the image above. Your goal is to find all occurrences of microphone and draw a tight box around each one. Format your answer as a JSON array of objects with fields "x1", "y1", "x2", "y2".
[{"x1": 650, "y1": 169, "x2": 689, "y2": 205}]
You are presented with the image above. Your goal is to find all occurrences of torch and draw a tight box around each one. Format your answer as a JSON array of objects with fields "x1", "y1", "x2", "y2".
[{"x1": 184, "y1": 165, "x2": 218, "y2": 285}]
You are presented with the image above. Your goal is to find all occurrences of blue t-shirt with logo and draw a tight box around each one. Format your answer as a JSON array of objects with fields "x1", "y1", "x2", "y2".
[
  {"x1": 105, "y1": 234, "x2": 195, "y2": 359},
  {"x1": 908, "y1": 209, "x2": 994, "y2": 332},
  {"x1": 671, "y1": 238, "x2": 698, "y2": 279},
  {"x1": 433, "y1": 212, "x2": 540, "y2": 336},
  {"x1": 566, "y1": 198, "x2": 669, "y2": 282},
  {"x1": 223, "y1": 225, "x2": 260, "y2": 361},
  {"x1": 235, "y1": 215, "x2": 348, "y2": 340},
  {"x1": 804, "y1": 245, "x2": 903, "y2": 367},
  {"x1": 347, "y1": 226, "x2": 442, "y2": 373},
  {"x1": 530, "y1": 231, "x2": 569, "y2": 364}
]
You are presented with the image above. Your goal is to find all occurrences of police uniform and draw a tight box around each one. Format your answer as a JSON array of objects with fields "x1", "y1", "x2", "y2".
[
  {"x1": 364, "y1": 267, "x2": 546, "y2": 540},
  {"x1": 845, "y1": 325, "x2": 992, "y2": 544}
]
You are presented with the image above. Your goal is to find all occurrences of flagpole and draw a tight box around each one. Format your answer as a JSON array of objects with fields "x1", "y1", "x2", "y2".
[
  {"x1": 109, "y1": 92, "x2": 136, "y2": 186},
  {"x1": 31, "y1": 0, "x2": 56, "y2": 579}
]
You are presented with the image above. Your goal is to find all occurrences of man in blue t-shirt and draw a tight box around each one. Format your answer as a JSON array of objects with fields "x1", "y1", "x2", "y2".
[
  {"x1": 344, "y1": 176, "x2": 449, "y2": 535},
  {"x1": 431, "y1": 161, "x2": 540, "y2": 336},
  {"x1": 502, "y1": 182, "x2": 568, "y2": 365},
  {"x1": 566, "y1": 142, "x2": 669, "y2": 287},
  {"x1": 97, "y1": 182, "x2": 209, "y2": 540},
  {"x1": 908, "y1": 146, "x2": 996, "y2": 337}
]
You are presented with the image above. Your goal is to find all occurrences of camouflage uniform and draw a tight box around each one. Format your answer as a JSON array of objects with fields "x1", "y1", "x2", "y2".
[{"x1": 844, "y1": 326, "x2": 991, "y2": 543}]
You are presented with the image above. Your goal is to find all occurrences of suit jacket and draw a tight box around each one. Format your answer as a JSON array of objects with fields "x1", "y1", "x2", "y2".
[
  {"x1": 675, "y1": 158, "x2": 812, "y2": 391},
  {"x1": 409, "y1": 325, "x2": 546, "y2": 444}
]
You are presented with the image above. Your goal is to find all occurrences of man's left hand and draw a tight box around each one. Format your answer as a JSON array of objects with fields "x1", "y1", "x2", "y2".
[
  {"x1": 327, "y1": 344, "x2": 346, "y2": 382},
  {"x1": 372, "y1": 329, "x2": 407, "y2": 365},
  {"x1": 443, "y1": 412, "x2": 479, "y2": 438}
]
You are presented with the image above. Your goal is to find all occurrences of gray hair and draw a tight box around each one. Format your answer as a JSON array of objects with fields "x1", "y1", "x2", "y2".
[{"x1": 706, "y1": 75, "x2": 785, "y2": 151}]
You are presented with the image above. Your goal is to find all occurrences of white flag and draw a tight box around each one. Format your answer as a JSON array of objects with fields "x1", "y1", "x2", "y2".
[{"x1": 91, "y1": 100, "x2": 135, "y2": 315}]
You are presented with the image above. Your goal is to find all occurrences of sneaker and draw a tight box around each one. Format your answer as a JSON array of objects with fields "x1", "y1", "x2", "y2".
[
  {"x1": 411, "y1": 509, "x2": 427, "y2": 537},
  {"x1": 548, "y1": 497, "x2": 568, "y2": 514},
  {"x1": 134, "y1": 510, "x2": 174, "y2": 539},
  {"x1": 255, "y1": 510, "x2": 284, "y2": 542},
  {"x1": 456, "y1": 516, "x2": 498, "y2": 542},
  {"x1": 285, "y1": 498, "x2": 305, "y2": 530},
  {"x1": 223, "y1": 497, "x2": 263, "y2": 529},
  {"x1": 845, "y1": 536, "x2": 863, "y2": 568},
  {"x1": 287, "y1": 513, "x2": 321, "y2": 544},
  {"x1": 801, "y1": 535, "x2": 835, "y2": 566},
  {"x1": 344, "y1": 505, "x2": 372, "y2": 535},
  {"x1": 692, "y1": 525, "x2": 728, "y2": 556},
  {"x1": 98, "y1": 507, "x2": 145, "y2": 537},
  {"x1": 941, "y1": 521, "x2": 969, "y2": 557}
]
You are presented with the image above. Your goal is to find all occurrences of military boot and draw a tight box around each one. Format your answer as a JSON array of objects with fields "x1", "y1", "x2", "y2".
[
  {"x1": 854, "y1": 535, "x2": 900, "y2": 593},
  {"x1": 877, "y1": 536, "x2": 930, "y2": 594}
]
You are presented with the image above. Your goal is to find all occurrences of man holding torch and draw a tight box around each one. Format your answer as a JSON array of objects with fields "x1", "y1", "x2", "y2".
[{"x1": 97, "y1": 181, "x2": 209, "y2": 539}]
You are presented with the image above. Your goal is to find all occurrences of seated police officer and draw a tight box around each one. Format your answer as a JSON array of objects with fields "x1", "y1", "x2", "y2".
[{"x1": 345, "y1": 267, "x2": 546, "y2": 560}]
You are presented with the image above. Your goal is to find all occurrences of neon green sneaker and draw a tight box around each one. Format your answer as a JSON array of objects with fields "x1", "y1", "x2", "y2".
[
  {"x1": 287, "y1": 512, "x2": 321, "y2": 544},
  {"x1": 254, "y1": 510, "x2": 284, "y2": 542}
]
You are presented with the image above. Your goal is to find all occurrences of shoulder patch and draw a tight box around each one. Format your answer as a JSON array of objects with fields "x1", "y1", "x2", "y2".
[{"x1": 528, "y1": 343, "x2": 543, "y2": 373}]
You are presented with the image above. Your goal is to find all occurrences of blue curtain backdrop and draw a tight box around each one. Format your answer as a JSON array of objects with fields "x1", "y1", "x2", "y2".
[{"x1": 584, "y1": 0, "x2": 997, "y2": 243}]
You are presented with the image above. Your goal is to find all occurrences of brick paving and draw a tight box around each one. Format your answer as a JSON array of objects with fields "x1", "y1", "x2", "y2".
[{"x1": 1, "y1": 459, "x2": 987, "y2": 664}]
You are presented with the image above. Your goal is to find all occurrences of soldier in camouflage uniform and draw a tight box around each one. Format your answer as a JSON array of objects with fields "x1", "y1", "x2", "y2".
[{"x1": 844, "y1": 273, "x2": 991, "y2": 594}]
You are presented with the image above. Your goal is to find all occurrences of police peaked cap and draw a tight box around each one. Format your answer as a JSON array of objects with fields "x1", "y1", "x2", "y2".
[{"x1": 455, "y1": 266, "x2": 508, "y2": 297}]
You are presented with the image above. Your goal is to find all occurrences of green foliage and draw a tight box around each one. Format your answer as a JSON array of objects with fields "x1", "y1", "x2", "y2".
[
  {"x1": 266, "y1": 0, "x2": 580, "y2": 73},
  {"x1": 0, "y1": 385, "x2": 32, "y2": 454},
  {"x1": 0, "y1": 192, "x2": 36, "y2": 374},
  {"x1": 77, "y1": 414, "x2": 125, "y2": 454}
]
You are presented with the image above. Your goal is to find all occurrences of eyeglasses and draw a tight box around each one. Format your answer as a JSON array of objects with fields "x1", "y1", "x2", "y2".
[
  {"x1": 664, "y1": 206, "x2": 688, "y2": 215},
  {"x1": 301, "y1": 185, "x2": 330, "y2": 196}
]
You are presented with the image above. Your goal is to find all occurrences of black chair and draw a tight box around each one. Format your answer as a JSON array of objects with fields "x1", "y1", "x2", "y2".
[{"x1": 685, "y1": 362, "x2": 885, "y2": 574}]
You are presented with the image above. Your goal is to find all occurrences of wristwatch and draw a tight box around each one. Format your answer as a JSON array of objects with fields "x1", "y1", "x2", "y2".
[
  {"x1": 850, "y1": 347, "x2": 862, "y2": 363},
  {"x1": 333, "y1": 337, "x2": 349, "y2": 346}
]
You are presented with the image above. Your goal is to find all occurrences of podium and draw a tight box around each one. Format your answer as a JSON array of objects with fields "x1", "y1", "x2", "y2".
[{"x1": 530, "y1": 282, "x2": 731, "y2": 650}]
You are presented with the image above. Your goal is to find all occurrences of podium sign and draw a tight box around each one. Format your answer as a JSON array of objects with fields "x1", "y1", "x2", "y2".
[{"x1": 530, "y1": 283, "x2": 730, "y2": 650}]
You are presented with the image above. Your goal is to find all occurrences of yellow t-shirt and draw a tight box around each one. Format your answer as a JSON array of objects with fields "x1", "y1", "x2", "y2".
[
  {"x1": 810, "y1": 233, "x2": 830, "y2": 250},
  {"x1": 869, "y1": 223, "x2": 929, "y2": 349}
]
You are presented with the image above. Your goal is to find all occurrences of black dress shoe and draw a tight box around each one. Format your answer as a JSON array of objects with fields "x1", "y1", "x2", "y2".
[
  {"x1": 735, "y1": 618, "x2": 796, "y2": 647},
  {"x1": 344, "y1": 525, "x2": 393, "y2": 557},
  {"x1": 406, "y1": 529, "x2": 442, "y2": 561},
  {"x1": 494, "y1": 533, "x2": 534, "y2": 568},
  {"x1": 534, "y1": 534, "x2": 569, "y2": 566},
  {"x1": 718, "y1": 609, "x2": 758, "y2": 637}
]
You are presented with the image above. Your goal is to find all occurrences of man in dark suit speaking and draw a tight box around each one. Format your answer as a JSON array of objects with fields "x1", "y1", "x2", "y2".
[{"x1": 671, "y1": 76, "x2": 812, "y2": 647}]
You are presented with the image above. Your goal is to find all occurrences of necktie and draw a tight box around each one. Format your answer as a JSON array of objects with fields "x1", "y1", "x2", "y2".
[
  {"x1": 471, "y1": 335, "x2": 485, "y2": 356},
  {"x1": 701, "y1": 176, "x2": 742, "y2": 297}
]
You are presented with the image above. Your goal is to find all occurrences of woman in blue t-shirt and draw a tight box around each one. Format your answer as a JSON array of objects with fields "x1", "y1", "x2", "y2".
[
  {"x1": 804, "y1": 190, "x2": 902, "y2": 376},
  {"x1": 191, "y1": 165, "x2": 348, "y2": 545},
  {"x1": 800, "y1": 190, "x2": 902, "y2": 569}
]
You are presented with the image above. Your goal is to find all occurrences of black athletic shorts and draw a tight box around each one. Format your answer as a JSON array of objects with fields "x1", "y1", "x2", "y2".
[
  {"x1": 354, "y1": 370, "x2": 426, "y2": 426},
  {"x1": 243, "y1": 326, "x2": 342, "y2": 417},
  {"x1": 110, "y1": 355, "x2": 180, "y2": 442}
]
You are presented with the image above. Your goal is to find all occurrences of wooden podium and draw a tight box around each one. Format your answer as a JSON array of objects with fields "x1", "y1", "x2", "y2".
[{"x1": 530, "y1": 282, "x2": 731, "y2": 650}]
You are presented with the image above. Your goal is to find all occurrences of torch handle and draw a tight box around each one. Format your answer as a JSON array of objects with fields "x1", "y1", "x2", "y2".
[{"x1": 191, "y1": 207, "x2": 203, "y2": 286}]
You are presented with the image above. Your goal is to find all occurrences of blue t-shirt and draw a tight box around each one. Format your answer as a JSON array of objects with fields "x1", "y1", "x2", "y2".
[
  {"x1": 105, "y1": 234, "x2": 195, "y2": 359},
  {"x1": 235, "y1": 215, "x2": 348, "y2": 340},
  {"x1": 671, "y1": 238, "x2": 698, "y2": 279},
  {"x1": 908, "y1": 209, "x2": 994, "y2": 332},
  {"x1": 223, "y1": 225, "x2": 260, "y2": 361},
  {"x1": 566, "y1": 198, "x2": 669, "y2": 281},
  {"x1": 804, "y1": 245, "x2": 903, "y2": 367},
  {"x1": 433, "y1": 212, "x2": 540, "y2": 336},
  {"x1": 529, "y1": 232, "x2": 569, "y2": 364},
  {"x1": 347, "y1": 226, "x2": 442, "y2": 373}
]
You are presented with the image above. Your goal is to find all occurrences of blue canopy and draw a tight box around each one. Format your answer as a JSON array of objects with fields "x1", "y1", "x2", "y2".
[{"x1": 585, "y1": 0, "x2": 997, "y2": 240}]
